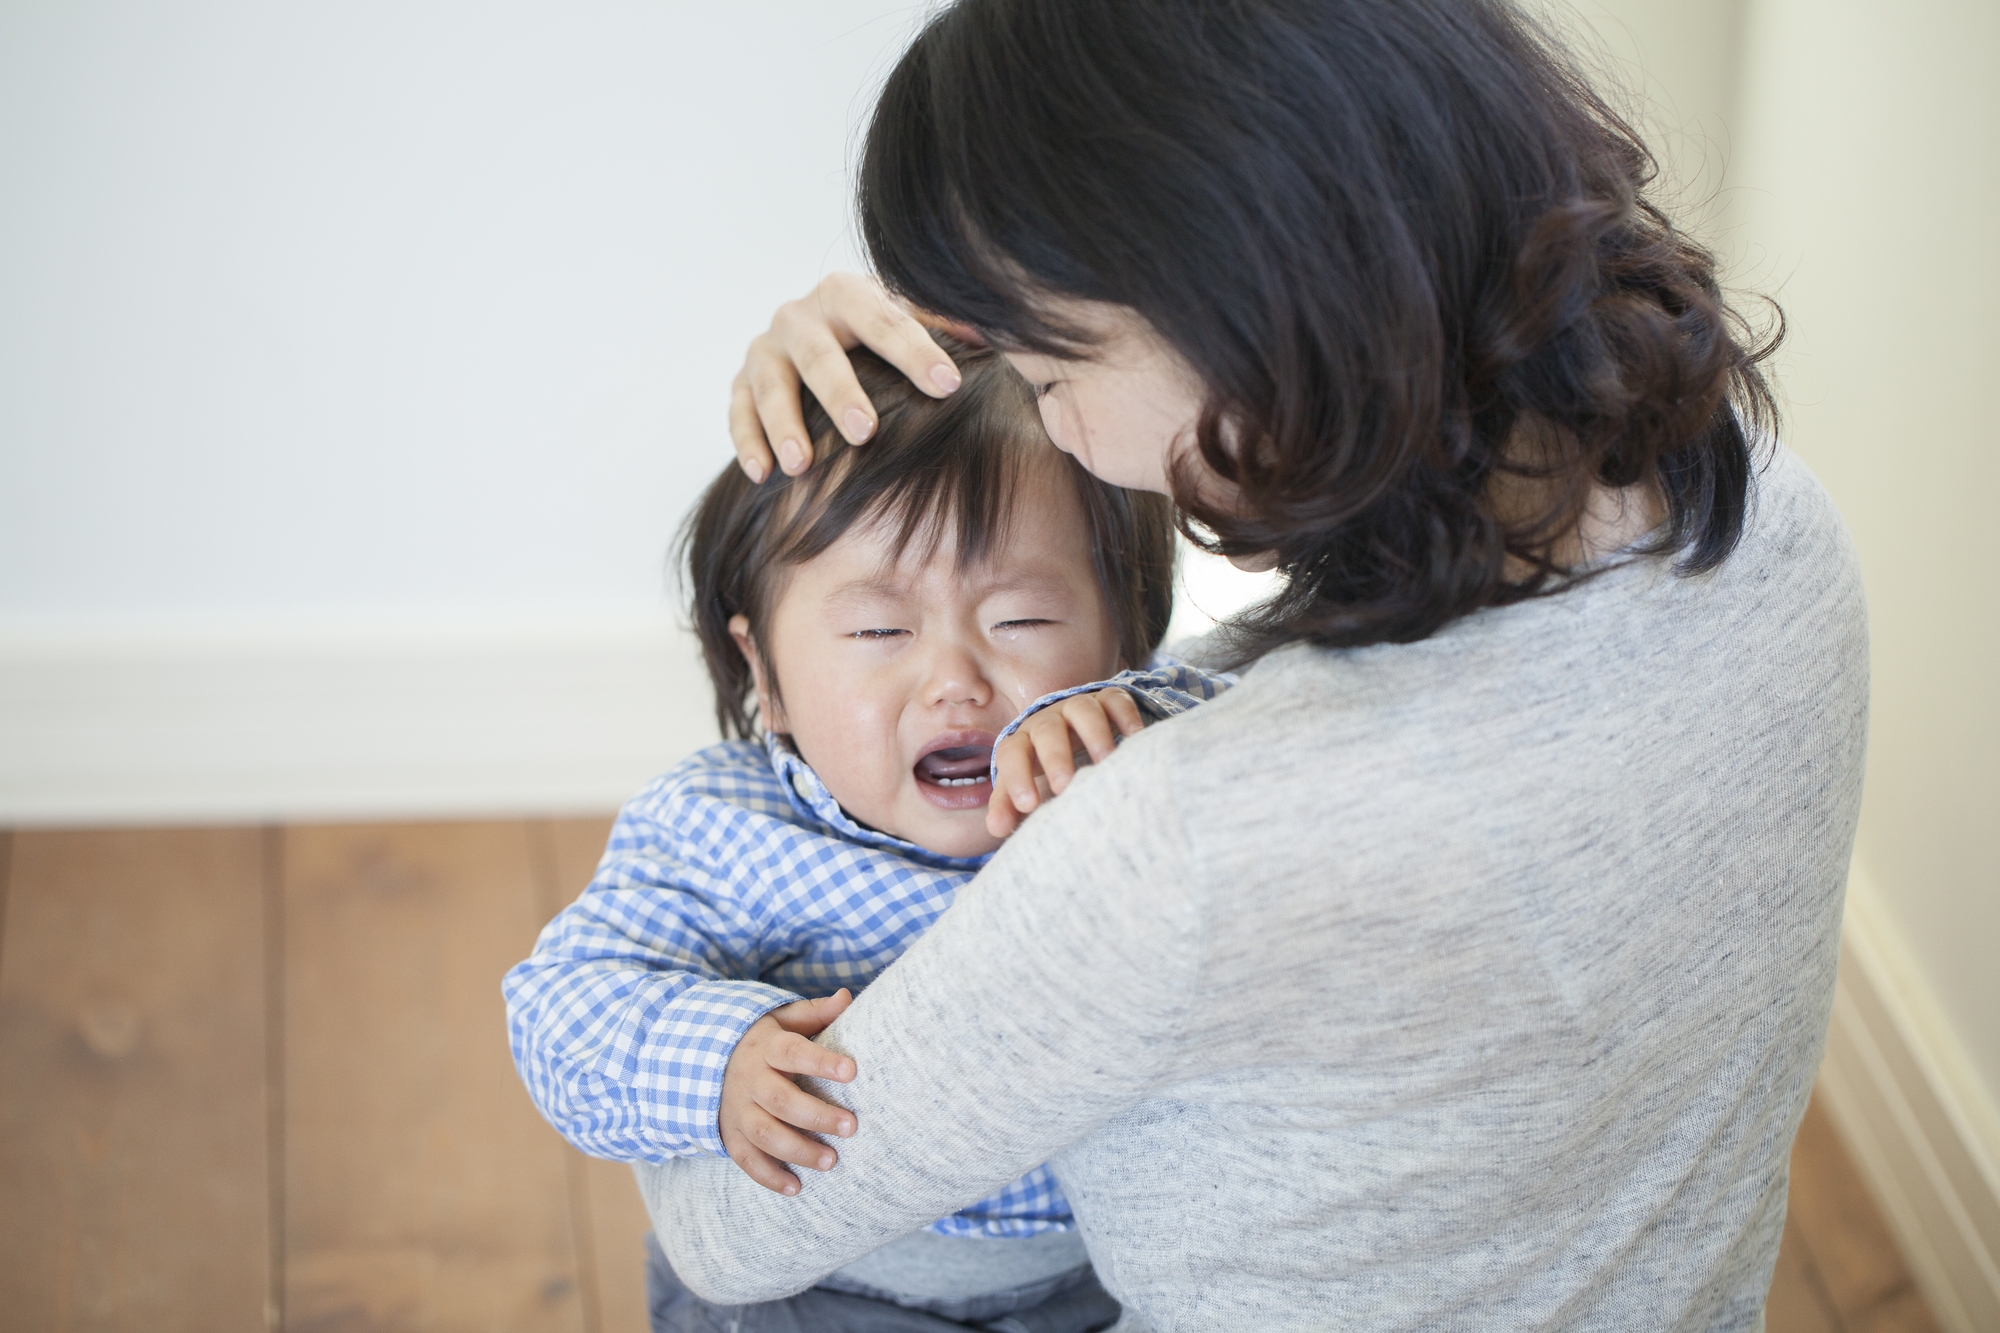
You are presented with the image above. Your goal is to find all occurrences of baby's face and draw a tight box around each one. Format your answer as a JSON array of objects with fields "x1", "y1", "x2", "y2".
[{"x1": 743, "y1": 462, "x2": 1122, "y2": 858}]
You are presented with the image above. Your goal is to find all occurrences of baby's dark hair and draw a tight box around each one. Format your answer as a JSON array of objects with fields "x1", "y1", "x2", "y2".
[{"x1": 681, "y1": 337, "x2": 1177, "y2": 740}]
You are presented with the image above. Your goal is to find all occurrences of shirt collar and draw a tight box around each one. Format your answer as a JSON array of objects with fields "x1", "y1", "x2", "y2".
[{"x1": 764, "y1": 734, "x2": 993, "y2": 871}]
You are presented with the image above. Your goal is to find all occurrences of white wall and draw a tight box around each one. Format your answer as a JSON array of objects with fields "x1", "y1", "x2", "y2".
[
  {"x1": 0, "y1": 1, "x2": 1281, "y2": 823},
  {"x1": 0, "y1": 2, "x2": 930, "y2": 820},
  {"x1": 1541, "y1": 0, "x2": 1747, "y2": 235},
  {"x1": 1728, "y1": 0, "x2": 2000, "y2": 1130},
  {"x1": 0, "y1": 1, "x2": 923, "y2": 634}
]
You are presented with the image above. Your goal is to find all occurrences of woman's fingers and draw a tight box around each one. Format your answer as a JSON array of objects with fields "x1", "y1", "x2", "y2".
[
  {"x1": 729, "y1": 369, "x2": 777, "y2": 484},
  {"x1": 731, "y1": 274, "x2": 966, "y2": 481},
  {"x1": 779, "y1": 275, "x2": 963, "y2": 443},
  {"x1": 742, "y1": 331, "x2": 815, "y2": 476},
  {"x1": 812, "y1": 271, "x2": 963, "y2": 402},
  {"x1": 779, "y1": 310, "x2": 879, "y2": 448}
]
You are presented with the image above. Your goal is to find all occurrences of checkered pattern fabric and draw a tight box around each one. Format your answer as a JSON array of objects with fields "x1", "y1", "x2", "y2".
[{"x1": 504, "y1": 658, "x2": 1231, "y2": 1238}]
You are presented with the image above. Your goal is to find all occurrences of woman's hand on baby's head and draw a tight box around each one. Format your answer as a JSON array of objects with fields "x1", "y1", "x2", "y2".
[
  {"x1": 730, "y1": 272, "x2": 967, "y2": 482},
  {"x1": 986, "y1": 689, "x2": 1146, "y2": 839},
  {"x1": 719, "y1": 989, "x2": 859, "y2": 1196}
]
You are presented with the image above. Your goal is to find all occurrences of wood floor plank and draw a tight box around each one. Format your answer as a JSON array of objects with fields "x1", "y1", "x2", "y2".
[
  {"x1": 541, "y1": 815, "x2": 655, "y2": 1333},
  {"x1": 1788, "y1": 1096, "x2": 1941, "y2": 1331},
  {"x1": 575, "y1": 1158, "x2": 655, "y2": 1333},
  {"x1": 0, "y1": 828, "x2": 271, "y2": 1332},
  {"x1": 1845, "y1": 1285, "x2": 1947, "y2": 1333},
  {"x1": 282, "y1": 821, "x2": 586, "y2": 1333},
  {"x1": 0, "y1": 829, "x2": 12, "y2": 962},
  {"x1": 540, "y1": 816, "x2": 615, "y2": 916},
  {"x1": 1768, "y1": 1217, "x2": 1843, "y2": 1333}
]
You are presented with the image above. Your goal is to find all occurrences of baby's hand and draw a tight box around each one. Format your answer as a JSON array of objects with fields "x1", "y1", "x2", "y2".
[
  {"x1": 719, "y1": 989, "x2": 858, "y2": 1195},
  {"x1": 986, "y1": 688, "x2": 1146, "y2": 838}
]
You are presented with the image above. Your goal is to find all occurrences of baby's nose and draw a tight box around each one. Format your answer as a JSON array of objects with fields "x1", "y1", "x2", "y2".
[{"x1": 923, "y1": 645, "x2": 994, "y2": 708}]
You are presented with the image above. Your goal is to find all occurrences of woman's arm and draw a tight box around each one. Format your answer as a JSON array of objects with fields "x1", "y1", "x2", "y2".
[{"x1": 641, "y1": 735, "x2": 1203, "y2": 1302}]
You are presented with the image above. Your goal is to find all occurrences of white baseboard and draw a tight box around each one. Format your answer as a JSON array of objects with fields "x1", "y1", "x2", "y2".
[
  {"x1": 0, "y1": 543, "x2": 1277, "y2": 829},
  {"x1": 1818, "y1": 862, "x2": 2000, "y2": 1333},
  {"x1": 0, "y1": 617, "x2": 720, "y2": 826}
]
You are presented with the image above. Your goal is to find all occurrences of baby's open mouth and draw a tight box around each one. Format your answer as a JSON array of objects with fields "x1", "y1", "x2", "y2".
[{"x1": 914, "y1": 745, "x2": 993, "y2": 789}]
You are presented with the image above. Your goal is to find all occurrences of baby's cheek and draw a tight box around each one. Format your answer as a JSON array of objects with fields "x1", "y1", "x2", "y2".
[
  {"x1": 787, "y1": 709, "x2": 897, "y2": 816},
  {"x1": 825, "y1": 747, "x2": 904, "y2": 823}
]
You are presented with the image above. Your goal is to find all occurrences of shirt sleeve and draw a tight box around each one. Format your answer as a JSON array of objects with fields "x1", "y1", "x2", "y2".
[
  {"x1": 503, "y1": 791, "x2": 805, "y2": 1163},
  {"x1": 988, "y1": 657, "x2": 1236, "y2": 771},
  {"x1": 640, "y1": 732, "x2": 1204, "y2": 1303}
]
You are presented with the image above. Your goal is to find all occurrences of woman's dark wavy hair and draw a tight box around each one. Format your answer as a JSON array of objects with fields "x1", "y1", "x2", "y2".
[
  {"x1": 682, "y1": 337, "x2": 1177, "y2": 740},
  {"x1": 860, "y1": 0, "x2": 1780, "y2": 659}
]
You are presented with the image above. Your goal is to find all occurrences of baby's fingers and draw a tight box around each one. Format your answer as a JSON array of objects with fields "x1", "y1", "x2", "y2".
[
  {"x1": 986, "y1": 782, "x2": 1026, "y2": 839},
  {"x1": 721, "y1": 1127, "x2": 802, "y2": 1196},
  {"x1": 992, "y1": 729, "x2": 1044, "y2": 817},
  {"x1": 768, "y1": 989, "x2": 854, "y2": 1042},
  {"x1": 745, "y1": 1106, "x2": 839, "y2": 1175},
  {"x1": 763, "y1": 1030, "x2": 857, "y2": 1084},
  {"x1": 756, "y1": 1074, "x2": 857, "y2": 1140},
  {"x1": 1026, "y1": 711, "x2": 1084, "y2": 794},
  {"x1": 1055, "y1": 695, "x2": 1133, "y2": 765},
  {"x1": 1099, "y1": 688, "x2": 1146, "y2": 739}
]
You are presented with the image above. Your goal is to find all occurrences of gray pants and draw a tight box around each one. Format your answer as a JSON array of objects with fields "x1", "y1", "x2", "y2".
[{"x1": 644, "y1": 1232, "x2": 1121, "y2": 1333}]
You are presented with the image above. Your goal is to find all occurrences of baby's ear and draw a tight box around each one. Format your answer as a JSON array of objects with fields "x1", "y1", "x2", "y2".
[{"x1": 727, "y1": 615, "x2": 787, "y2": 733}]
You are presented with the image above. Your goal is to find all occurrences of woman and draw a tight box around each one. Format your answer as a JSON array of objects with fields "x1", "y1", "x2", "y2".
[{"x1": 642, "y1": 2, "x2": 1866, "y2": 1329}]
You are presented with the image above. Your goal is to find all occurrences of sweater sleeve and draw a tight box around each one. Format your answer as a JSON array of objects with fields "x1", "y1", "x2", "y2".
[
  {"x1": 503, "y1": 789, "x2": 804, "y2": 1163},
  {"x1": 640, "y1": 734, "x2": 1203, "y2": 1302}
]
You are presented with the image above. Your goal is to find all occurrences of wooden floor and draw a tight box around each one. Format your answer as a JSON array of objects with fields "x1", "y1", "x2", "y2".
[{"x1": 0, "y1": 822, "x2": 1943, "y2": 1333}]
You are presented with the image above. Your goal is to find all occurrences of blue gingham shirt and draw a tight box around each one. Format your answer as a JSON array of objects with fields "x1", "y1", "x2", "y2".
[{"x1": 504, "y1": 659, "x2": 1232, "y2": 1238}]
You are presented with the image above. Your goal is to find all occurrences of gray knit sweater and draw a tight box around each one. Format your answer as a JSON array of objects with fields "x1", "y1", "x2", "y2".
[{"x1": 639, "y1": 446, "x2": 1867, "y2": 1332}]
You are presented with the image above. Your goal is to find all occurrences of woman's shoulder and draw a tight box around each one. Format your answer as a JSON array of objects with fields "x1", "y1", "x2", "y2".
[
  {"x1": 1741, "y1": 442, "x2": 1863, "y2": 584},
  {"x1": 1025, "y1": 438, "x2": 1868, "y2": 931},
  {"x1": 1141, "y1": 441, "x2": 1866, "y2": 805}
]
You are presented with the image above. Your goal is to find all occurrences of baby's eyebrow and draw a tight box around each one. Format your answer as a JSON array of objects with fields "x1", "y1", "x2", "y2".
[
  {"x1": 970, "y1": 568, "x2": 1076, "y2": 599},
  {"x1": 823, "y1": 575, "x2": 913, "y2": 607},
  {"x1": 821, "y1": 565, "x2": 1076, "y2": 609}
]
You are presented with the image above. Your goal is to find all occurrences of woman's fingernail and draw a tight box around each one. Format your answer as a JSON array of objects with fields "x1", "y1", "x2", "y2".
[
  {"x1": 784, "y1": 1182, "x2": 798, "y2": 1196},
  {"x1": 843, "y1": 409, "x2": 874, "y2": 442},
  {"x1": 776, "y1": 438, "x2": 805, "y2": 473},
  {"x1": 743, "y1": 457, "x2": 768, "y2": 484},
  {"x1": 818, "y1": 1153, "x2": 834, "y2": 1171},
  {"x1": 930, "y1": 363, "x2": 961, "y2": 393},
  {"x1": 1013, "y1": 790, "x2": 1035, "y2": 812}
]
